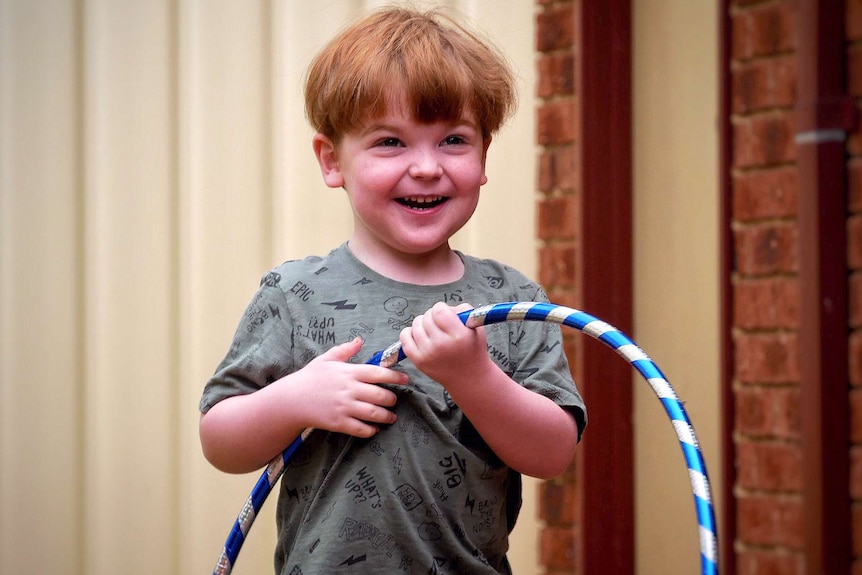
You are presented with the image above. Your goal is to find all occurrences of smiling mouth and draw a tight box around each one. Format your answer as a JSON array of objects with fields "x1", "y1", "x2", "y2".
[{"x1": 396, "y1": 196, "x2": 448, "y2": 210}]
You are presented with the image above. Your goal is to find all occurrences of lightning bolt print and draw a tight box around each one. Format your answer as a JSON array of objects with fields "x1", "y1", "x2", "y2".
[
  {"x1": 339, "y1": 554, "x2": 367, "y2": 566},
  {"x1": 539, "y1": 340, "x2": 561, "y2": 353},
  {"x1": 464, "y1": 494, "x2": 476, "y2": 514},
  {"x1": 322, "y1": 299, "x2": 357, "y2": 310}
]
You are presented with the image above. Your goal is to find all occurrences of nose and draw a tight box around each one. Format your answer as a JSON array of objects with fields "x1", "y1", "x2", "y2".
[{"x1": 408, "y1": 148, "x2": 443, "y2": 180}]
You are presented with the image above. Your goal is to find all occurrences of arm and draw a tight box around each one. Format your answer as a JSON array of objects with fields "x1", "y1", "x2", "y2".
[
  {"x1": 399, "y1": 303, "x2": 579, "y2": 479},
  {"x1": 199, "y1": 337, "x2": 408, "y2": 474}
]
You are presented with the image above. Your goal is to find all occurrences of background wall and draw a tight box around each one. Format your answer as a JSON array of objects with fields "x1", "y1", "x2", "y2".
[
  {"x1": 0, "y1": 1, "x2": 540, "y2": 574},
  {"x1": 632, "y1": 1, "x2": 721, "y2": 573}
]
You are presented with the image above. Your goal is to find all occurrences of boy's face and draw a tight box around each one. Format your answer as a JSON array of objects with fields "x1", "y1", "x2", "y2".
[{"x1": 313, "y1": 101, "x2": 490, "y2": 262}]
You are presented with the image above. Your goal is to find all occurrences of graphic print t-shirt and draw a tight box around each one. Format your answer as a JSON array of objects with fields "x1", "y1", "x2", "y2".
[{"x1": 200, "y1": 244, "x2": 586, "y2": 575}]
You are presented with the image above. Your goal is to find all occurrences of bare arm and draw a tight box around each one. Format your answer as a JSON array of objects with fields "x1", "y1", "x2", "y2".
[
  {"x1": 199, "y1": 337, "x2": 408, "y2": 474},
  {"x1": 399, "y1": 303, "x2": 579, "y2": 479}
]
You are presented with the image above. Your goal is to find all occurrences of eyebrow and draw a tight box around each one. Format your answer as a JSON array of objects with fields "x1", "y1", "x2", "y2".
[{"x1": 359, "y1": 116, "x2": 479, "y2": 137}]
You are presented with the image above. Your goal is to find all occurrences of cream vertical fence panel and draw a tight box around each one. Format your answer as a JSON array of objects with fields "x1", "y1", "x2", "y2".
[
  {"x1": 176, "y1": 1, "x2": 278, "y2": 573},
  {"x1": 272, "y1": 2, "x2": 358, "y2": 259},
  {"x1": 0, "y1": 1, "x2": 538, "y2": 574},
  {"x1": 0, "y1": 1, "x2": 83, "y2": 573},
  {"x1": 81, "y1": 0, "x2": 180, "y2": 573}
]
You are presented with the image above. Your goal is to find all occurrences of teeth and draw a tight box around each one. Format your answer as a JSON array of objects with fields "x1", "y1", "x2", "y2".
[
  {"x1": 403, "y1": 196, "x2": 442, "y2": 204},
  {"x1": 397, "y1": 196, "x2": 446, "y2": 210}
]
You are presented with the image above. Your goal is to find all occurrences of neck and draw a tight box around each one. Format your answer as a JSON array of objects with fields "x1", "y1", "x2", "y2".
[{"x1": 347, "y1": 241, "x2": 464, "y2": 285}]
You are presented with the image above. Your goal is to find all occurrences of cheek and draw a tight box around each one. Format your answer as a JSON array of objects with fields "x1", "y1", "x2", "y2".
[
  {"x1": 454, "y1": 158, "x2": 487, "y2": 188},
  {"x1": 354, "y1": 159, "x2": 402, "y2": 189}
]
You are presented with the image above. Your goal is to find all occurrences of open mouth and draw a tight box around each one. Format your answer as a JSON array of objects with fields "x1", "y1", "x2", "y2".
[{"x1": 396, "y1": 196, "x2": 448, "y2": 210}]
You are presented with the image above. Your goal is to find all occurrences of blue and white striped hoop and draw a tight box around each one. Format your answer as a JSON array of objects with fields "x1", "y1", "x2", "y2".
[{"x1": 213, "y1": 301, "x2": 718, "y2": 575}]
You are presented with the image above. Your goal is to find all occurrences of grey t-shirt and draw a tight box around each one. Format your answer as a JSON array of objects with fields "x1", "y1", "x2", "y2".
[{"x1": 201, "y1": 244, "x2": 586, "y2": 575}]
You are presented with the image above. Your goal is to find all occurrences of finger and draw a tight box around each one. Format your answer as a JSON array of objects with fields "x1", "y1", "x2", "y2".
[
  {"x1": 429, "y1": 303, "x2": 467, "y2": 334},
  {"x1": 358, "y1": 365, "x2": 408, "y2": 386},
  {"x1": 356, "y1": 385, "x2": 399, "y2": 408},
  {"x1": 408, "y1": 313, "x2": 431, "y2": 345},
  {"x1": 360, "y1": 403, "x2": 397, "y2": 425},
  {"x1": 317, "y1": 337, "x2": 363, "y2": 362},
  {"x1": 451, "y1": 302, "x2": 474, "y2": 313},
  {"x1": 346, "y1": 420, "x2": 382, "y2": 439}
]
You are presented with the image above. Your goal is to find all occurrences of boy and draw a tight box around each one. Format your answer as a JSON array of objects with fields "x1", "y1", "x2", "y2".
[{"x1": 199, "y1": 7, "x2": 586, "y2": 574}]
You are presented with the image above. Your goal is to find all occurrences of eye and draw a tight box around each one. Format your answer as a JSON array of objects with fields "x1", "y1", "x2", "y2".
[
  {"x1": 441, "y1": 135, "x2": 466, "y2": 146},
  {"x1": 376, "y1": 137, "x2": 402, "y2": 147}
]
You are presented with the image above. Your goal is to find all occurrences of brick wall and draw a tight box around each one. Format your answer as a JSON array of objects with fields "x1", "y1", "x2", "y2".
[
  {"x1": 729, "y1": 1, "x2": 805, "y2": 572},
  {"x1": 533, "y1": 0, "x2": 859, "y2": 573},
  {"x1": 729, "y1": 0, "x2": 861, "y2": 573},
  {"x1": 536, "y1": 1, "x2": 580, "y2": 572}
]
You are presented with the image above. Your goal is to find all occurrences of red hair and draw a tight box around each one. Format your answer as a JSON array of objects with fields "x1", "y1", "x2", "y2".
[{"x1": 304, "y1": 7, "x2": 517, "y2": 141}]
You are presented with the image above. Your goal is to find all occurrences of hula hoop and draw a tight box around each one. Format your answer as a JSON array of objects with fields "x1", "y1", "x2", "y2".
[{"x1": 213, "y1": 301, "x2": 718, "y2": 575}]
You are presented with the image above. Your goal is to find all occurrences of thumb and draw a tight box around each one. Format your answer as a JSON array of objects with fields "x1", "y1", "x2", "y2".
[{"x1": 317, "y1": 336, "x2": 363, "y2": 362}]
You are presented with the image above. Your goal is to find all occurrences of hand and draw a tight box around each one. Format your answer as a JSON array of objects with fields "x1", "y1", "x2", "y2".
[
  {"x1": 398, "y1": 302, "x2": 490, "y2": 388},
  {"x1": 292, "y1": 337, "x2": 408, "y2": 438}
]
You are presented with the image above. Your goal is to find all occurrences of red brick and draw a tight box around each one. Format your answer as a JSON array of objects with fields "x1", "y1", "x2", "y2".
[
  {"x1": 851, "y1": 273, "x2": 862, "y2": 329},
  {"x1": 539, "y1": 477, "x2": 577, "y2": 526},
  {"x1": 852, "y1": 389, "x2": 862, "y2": 443},
  {"x1": 538, "y1": 99, "x2": 578, "y2": 145},
  {"x1": 850, "y1": 214, "x2": 862, "y2": 270},
  {"x1": 732, "y1": 112, "x2": 796, "y2": 168},
  {"x1": 852, "y1": 331, "x2": 862, "y2": 387},
  {"x1": 855, "y1": 503, "x2": 862, "y2": 555},
  {"x1": 853, "y1": 446, "x2": 862, "y2": 499},
  {"x1": 849, "y1": 158, "x2": 862, "y2": 214},
  {"x1": 737, "y1": 549, "x2": 804, "y2": 575},
  {"x1": 850, "y1": 46, "x2": 862, "y2": 98},
  {"x1": 731, "y1": 2, "x2": 795, "y2": 61},
  {"x1": 540, "y1": 526, "x2": 576, "y2": 570},
  {"x1": 538, "y1": 152, "x2": 553, "y2": 192},
  {"x1": 539, "y1": 244, "x2": 577, "y2": 288},
  {"x1": 732, "y1": 56, "x2": 796, "y2": 114},
  {"x1": 733, "y1": 223, "x2": 798, "y2": 276},
  {"x1": 538, "y1": 144, "x2": 578, "y2": 193},
  {"x1": 736, "y1": 494, "x2": 804, "y2": 548},
  {"x1": 544, "y1": 288, "x2": 578, "y2": 314},
  {"x1": 733, "y1": 277, "x2": 799, "y2": 329},
  {"x1": 735, "y1": 386, "x2": 801, "y2": 439},
  {"x1": 849, "y1": 0, "x2": 862, "y2": 42},
  {"x1": 732, "y1": 166, "x2": 797, "y2": 221},
  {"x1": 731, "y1": 0, "x2": 773, "y2": 6},
  {"x1": 538, "y1": 195, "x2": 578, "y2": 241},
  {"x1": 736, "y1": 439, "x2": 803, "y2": 491},
  {"x1": 850, "y1": 104, "x2": 862, "y2": 156},
  {"x1": 537, "y1": 53, "x2": 575, "y2": 98},
  {"x1": 536, "y1": 4, "x2": 575, "y2": 53},
  {"x1": 735, "y1": 332, "x2": 800, "y2": 383}
]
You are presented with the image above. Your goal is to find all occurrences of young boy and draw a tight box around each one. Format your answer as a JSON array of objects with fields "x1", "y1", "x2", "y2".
[{"x1": 199, "y1": 7, "x2": 586, "y2": 574}]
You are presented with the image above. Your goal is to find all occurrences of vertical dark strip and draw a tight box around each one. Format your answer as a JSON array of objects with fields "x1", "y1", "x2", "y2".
[
  {"x1": 717, "y1": 0, "x2": 736, "y2": 573},
  {"x1": 577, "y1": 1, "x2": 634, "y2": 573},
  {"x1": 795, "y1": 0, "x2": 854, "y2": 572}
]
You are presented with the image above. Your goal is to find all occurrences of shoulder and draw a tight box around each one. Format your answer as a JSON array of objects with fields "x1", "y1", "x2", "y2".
[
  {"x1": 459, "y1": 253, "x2": 546, "y2": 302},
  {"x1": 261, "y1": 245, "x2": 350, "y2": 292}
]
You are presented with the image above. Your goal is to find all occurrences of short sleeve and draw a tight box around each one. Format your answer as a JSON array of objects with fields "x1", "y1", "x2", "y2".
[{"x1": 199, "y1": 275, "x2": 295, "y2": 413}]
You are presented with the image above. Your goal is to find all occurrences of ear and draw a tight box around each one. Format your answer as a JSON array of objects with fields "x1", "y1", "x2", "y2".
[
  {"x1": 312, "y1": 133, "x2": 344, "y2": 188},
  {"x1": 480, "y1": 136, "x2": 492, "y2": 186}
]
